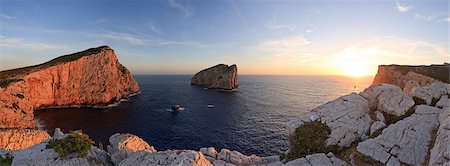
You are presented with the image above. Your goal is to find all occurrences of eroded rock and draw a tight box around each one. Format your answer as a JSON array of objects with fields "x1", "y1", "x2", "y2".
[
  {"x1": 216, "y1": 148, "x2": 279, "y2": 165},
  {"x1": 435, "y1": 95, "x2": 450, "y2": 108},
  {"x1": 411, "y1": 81, "x2": 449, "y2": 105},
  {"x1": 11, "y1": 136, "x2": 112, "y2": 166},
  {"x1": 107, "y1": 133, "x2": 156, "y2": 165},
  {"x1": 191, "y1": 64, "x2": 238, "y2": 90},
  {"x1": 356, "y1": 105, "x2": 441, "y2": 165},
  {"x1": 360, "y1": 83, "x2": 414, "y2": 116},
  {"x1": 428, "y1": 107, "x2": 449, "y2": 166},
  {"x1": 118, "y1": 150, "x2": 212, "y2": 166},
  {"x1": 0, "y1": 129, "x2": 50, "y2": 150},
  {"x1": 285, "y1": 153, "x2": 346, "y2": 166},
  {"x1": 0, "y1": 46, "x2": 140, "y2": 128},
  {"x1": 288, "y1": 93, "x2": 371, "y2": 148}
]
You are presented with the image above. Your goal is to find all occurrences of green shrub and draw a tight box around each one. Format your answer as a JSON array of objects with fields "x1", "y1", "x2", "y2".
[
  {"x1": 0, "y1": 156, "x2": 13, "y2": 166},
  {"x1": 47, "y1": 131, "x2": 94, "y2": 158},
  {"x1": 286, "y1": 121, "x2": 331, "y2": 161}
]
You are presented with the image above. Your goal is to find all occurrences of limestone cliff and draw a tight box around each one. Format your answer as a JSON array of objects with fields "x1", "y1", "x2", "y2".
[
  {"x1": 191, "y1": 64, "x2": 238, "y2": 90},
  {"x1": 0, "y1": 46, "x2": 139, "y2": 128},
  {"x1": 372, "y1": 63, "x2": 450, "y2": 88}
]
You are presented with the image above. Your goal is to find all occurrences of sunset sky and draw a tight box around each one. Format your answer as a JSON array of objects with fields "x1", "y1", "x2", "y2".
[{"x1": 0, "y1": 0, "x2": 448, "y2": 76}]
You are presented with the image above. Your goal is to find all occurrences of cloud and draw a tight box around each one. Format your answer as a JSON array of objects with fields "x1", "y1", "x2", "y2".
[
  {"x1": 265, "y1": 12, "x2": 296, "y2": 32},
  {"x1": 229, "y1": 0, "x2": 246, "y2": 23},
  {"x1": 395, "y1": 0, "x2": 413, "y2": 13},
  {"x1": 86, "y1": 19, "x2": 109, "y2": 24},
  {"x1": 167, "y1": 0, "x2": 195, "y2": 17},
  {"x1": 414, "y1": 12, "x2": 449, "y2": 23},
  {"x1": 98, "y1": 31, "x2": 145, "y2": 45},
  {"x1": 0, "y1": 37, "x2": 71, "y2": 51},
  {"x1": 306, "y1": 28, "x2": 316, "y2": 33},
  {"x1": 0, "y1": 13, "x2": 15, "y2": 19},
  {"x1": 256, "y1": 35, "x2": 312, "y2": 61}
]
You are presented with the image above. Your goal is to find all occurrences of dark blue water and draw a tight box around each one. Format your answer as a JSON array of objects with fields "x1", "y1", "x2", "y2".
[{"x1": 35, "y1": 75, "x2": 372, "y2": 156}]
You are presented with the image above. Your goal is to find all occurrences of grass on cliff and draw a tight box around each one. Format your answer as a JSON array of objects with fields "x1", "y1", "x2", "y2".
[
  {"x1": 285, "y1": 121, "x2": 331, "y2": 161},
  {"x1": 0, "y1": 46, "x2": 109, "y2": 88},
  {"x1": 0, "y1": 156, "x2": 13, "y2": 166},
  {"x1": 47, "y1": 131, "x2": 94, "y2": 158}
]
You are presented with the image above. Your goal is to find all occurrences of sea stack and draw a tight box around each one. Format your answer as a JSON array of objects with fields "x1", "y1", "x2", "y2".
[
  {"x1": 191, "y1": 64, "x2": 238, "y2": 90},
  {"x1": 0, "y1": 46, "x2": 139, "y2": 128}
]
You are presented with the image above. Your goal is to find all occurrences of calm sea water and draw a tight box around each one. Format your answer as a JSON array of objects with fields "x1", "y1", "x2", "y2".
[{"x1": 35, "y1": 75, "x2": 373, "y2": 156}]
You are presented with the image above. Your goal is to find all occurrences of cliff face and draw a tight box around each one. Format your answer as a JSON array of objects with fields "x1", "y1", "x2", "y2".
[
  {"x1": 372, "y1": 63, "x2": 450, "y2": 88},
  {"x1": 0, "y1": 46, "x2": 139, "y2": 128},
  {"x1": 191, "y1": 64, "x2": 238, "y2": 90}
]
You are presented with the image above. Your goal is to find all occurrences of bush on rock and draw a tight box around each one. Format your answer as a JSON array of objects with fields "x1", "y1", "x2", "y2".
[
  {"x1": 286, "y1": 121, "x2": 331, "y2": 161},
  {"x1": 46, "y1": 131, "x2": 94, "y2": 158}
]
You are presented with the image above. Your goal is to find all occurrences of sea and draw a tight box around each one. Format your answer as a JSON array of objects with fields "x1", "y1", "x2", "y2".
[{"x1": 35, "y1": 75, "x2": 373, "y2": 156}]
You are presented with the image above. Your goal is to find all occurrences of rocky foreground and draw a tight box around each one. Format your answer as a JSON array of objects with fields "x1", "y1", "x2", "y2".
[
  {"x1": 1, "y1": 62, "x2": 449, "y2": 166},
  {"x1": 0, "y1": 46, "x2": 139, "y2": 128},
  {"x1": 191, "y1": 64, "x2": 238, "y2": 90}
]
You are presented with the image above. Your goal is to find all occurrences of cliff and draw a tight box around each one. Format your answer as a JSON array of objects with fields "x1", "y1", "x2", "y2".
[
  {"x1": 191, "y1": 64, "x2": 238, "y2": 90},
  {"x1": 0, "y1": 46, "x2": 139, "y2": 128},
  {"x1": 372, "y1": 63, "x2": 450, "y2": 88}
]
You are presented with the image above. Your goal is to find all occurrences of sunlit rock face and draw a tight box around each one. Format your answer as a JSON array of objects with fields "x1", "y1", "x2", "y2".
[
  {"x1": 0, "y1": 129, "x2": 50, "y2": 150},
  {"x1": 0, "y1": 46, "x2": 139, "y2": 128},
  {"x1": 372, "y1": 63, "x2": 449, "y2": 89},
  {"x1": 191, "y1": 64, "x2": 238, "y2": 90}
]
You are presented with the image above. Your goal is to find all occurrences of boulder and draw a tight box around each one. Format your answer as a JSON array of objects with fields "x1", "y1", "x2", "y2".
[
  {"x1": 435, "y1": 95, "x2": 450, "y2": 108},
  {"x1": 191, "y1": 64, "x2": 238, "y2": 90},
  {"x1": 360, "y1": 83, "x2": 415, "y2": 116},
  {"x1": 428, "y1": 107, "x2": 449, "y2": 166},
  {"x1": 118, "y1": 150, "x2": 212, "y2": 166},
  {"x1": 216, "y1": 148, "x2": 279, "y2": 165},
  {"x1": 0, "y1": 129, "x2": 50, "y2": 150},
  {"x1": 403, "y1": 80, "x2": 420, "y2": 95},
  {"x1": 356, "y1": 105, "x2": 441, "y2": 165},
  {"x1": 11, "y1": 137, "x2": 112, "y2": 165},
  {"x1": 200, "y1": 147, "x2": 218, "y2": 159},
  {"x1": 374, "y1": 111, "x2": 385, "y2": 123},
  {"x1": 411, "y1": 81, "x2": 449, "y2": 105},
  {"x1": 107, "y1": 133, "x2": 156, "y2": 165},
  {"x1": 288, "y1": 93, "x2": 371, "y2": 148},
  {"x1": 285, "y1": 153, "x2": 346, "y2": 166},
  {"x1": 369, "y1": 121, "x2": 386, "y2": 135}
]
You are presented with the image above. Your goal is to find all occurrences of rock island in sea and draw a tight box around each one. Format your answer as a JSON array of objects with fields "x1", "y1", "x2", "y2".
[{"x1": 0, "y1": 46, "x2": 449, "y2": 166}]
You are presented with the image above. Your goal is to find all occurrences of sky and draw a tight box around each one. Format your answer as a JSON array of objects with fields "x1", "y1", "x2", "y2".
[{"x1": 0, "y1": 0, "x2": 448, "y2": 76}]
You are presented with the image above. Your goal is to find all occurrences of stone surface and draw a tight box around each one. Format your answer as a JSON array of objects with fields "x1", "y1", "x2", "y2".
[
  {"x1": 370, "y1": 121, "x2": 386, "y2": 135},
  {"x1": 107, "y1": 133, "x2": 156, "y2": 165},
  {"x1": 435, "y1": 94, "x2": 450, "y2": 108},
  {"x1": 0, "y1": 46, "x2": 140, "y2": 128},
  {"x1": 356, "y1": 105, "x2": 441, "y2": 165},
  {"x1": 403, "y1": 80, "x2": 420, "y2": 95},
  {"x1": 288, "y1": 93, "x2": 371, "y2": 147},
  {"x1": 191, "y1": 64, "x2": 238, "y2": 90},
  {"x1": 216, "y1": 148, "x2": 279, "y2": 165},
  {"x1": 285, "y1": 153, "x2": 346, "y2": 166},
  {"x1": 372, "y1": 64, "x2": 449, "y2": 88},
  {"x1": 360, "y1": 83, "x2": 415, "y2": 116},
  {"x1": 375, "y1": 111, "x2": 385, "y2": 123},
  {"x1": 410, "y1": 81, "x2": 449, "y2": 105},
  {"x1": 11, "y1": 141, "x2": 112, "y2": 166},
  {"x1": 0, "y1": 129, "x2": 50, "y2": 150},
  {"x1": 428, "y1": 107, "x2": 449, "y2": 166},
  {"x1": 118, "y1": 150, "x2": 212, "y2": 166}
]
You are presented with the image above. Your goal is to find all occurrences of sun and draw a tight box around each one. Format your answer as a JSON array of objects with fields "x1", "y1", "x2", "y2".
[
  {"x1": 341, "y1": 62, "x2": 373, "y2": 77},
  {"x1": 332, "y1": 47, "x2": 379, "y2": 77}
]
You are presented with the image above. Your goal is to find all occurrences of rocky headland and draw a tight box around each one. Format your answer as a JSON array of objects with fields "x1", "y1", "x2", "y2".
[
  {"x1": 191, "y1": 64, "x2": 238, "y2": 90},
  {"x1": 0, "y1": 46, "x2": 139, "y2": 129},
  {"x1": 1, "y1": 61, "x2": 449, "y2": 166}
]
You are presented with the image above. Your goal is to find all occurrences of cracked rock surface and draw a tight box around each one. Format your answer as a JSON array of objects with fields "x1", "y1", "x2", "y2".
[
  {"x1": 360, "y1": 83, "x2": 415, "y2": 116},
  {"x1": 288, "y1": 92, "x2": 371, "y2": 148},
  {"x1": 118, "y1": 150, "x2": 212, "y2": 166},
  {"x1": 107, "y1": 133, "x2": 156, "y2": 165},
  {"x1": 356, "y1": 105, "x2": 441, "y2": 165},
  {"x1": 428, "y1": 107, "x2": 449, "y2": 166}
]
